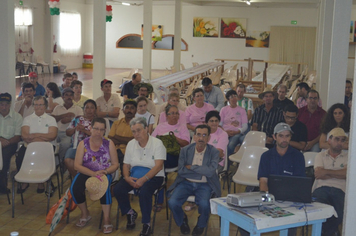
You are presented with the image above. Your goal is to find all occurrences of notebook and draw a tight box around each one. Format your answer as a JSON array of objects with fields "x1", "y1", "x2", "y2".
[{"x1": 267, "y1": 175, "x2": 313, "y2": 203}]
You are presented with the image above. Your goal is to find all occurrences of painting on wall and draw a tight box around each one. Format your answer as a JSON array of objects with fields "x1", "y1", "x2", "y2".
[
  {"x1": 141, "y1": 24, "x2": 163, "y2": 41},
  {"x1": 245, "y1": 31, "x2": 270, "y2": 48},
  {"x1": 350, "y1": 21, "x2": 354, "y2": 42},
  {"x1": 193, "y1": 17, "x2": 219, "y2": 37},
  {"x1": 220, "y1": 18, "x2": 247, "y2": 38}
]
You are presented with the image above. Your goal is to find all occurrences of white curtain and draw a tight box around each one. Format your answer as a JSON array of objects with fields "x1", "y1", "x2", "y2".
[
  {"x1": 269, "y1": 26, "x2": 316, "y2": 73},
  {"x1": 59, "y1": 12, "x2": 81, "y2": 56},
  {"x1": 14, "y1": 7, "x2": 33, "y2": 61},
  {"x1": 15, "y1": 7, "x2": 32, "y2": 26}
]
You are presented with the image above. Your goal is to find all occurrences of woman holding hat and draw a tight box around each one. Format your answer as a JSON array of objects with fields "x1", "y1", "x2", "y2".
[{"x1": 70, "y1": 117, "x2": 119, "y2": 234}]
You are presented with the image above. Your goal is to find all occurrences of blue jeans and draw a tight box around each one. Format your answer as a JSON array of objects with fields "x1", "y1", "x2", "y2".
[
  {"x1": 64, "y1": 146, "x2": 76, "y2": 159},
  {"x1": 227, "y1": 133, "x2": 245, "y2": 157},
  {"x1": 168, "y1": 180, "x2": 212, "y2": 228},
  {"x1": 312, "y1": 186, "x2": 345, "y2": 235},
  {"x1": 113, "y1": 176, "x2": 164, "y2": 224}
]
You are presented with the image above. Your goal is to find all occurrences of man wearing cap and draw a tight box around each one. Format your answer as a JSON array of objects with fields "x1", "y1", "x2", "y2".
[
  {"x1": 14, "y1": 83, "x2": 36, "y2": 118},
  {"x1": 251, "y1": 88, "x2": 284, "y2": 148},
  {"x1": 312, "y1": 127, "x2": 348, "y2": 236},
  {"x1": 238, "y1": 123, "x2": 305, "y2": 236},
  {"x1": 134, "y1": 82, "x2": 156, "y2": 116},
  {"x1": 96, "y1": 79, "x2": 121, "y2": 127},
  {"x1": 122, "y1": 73, "x2": 142, "y2": 101},
  {"x1": 0, "y1": 93, "x2": 23, "y2": 193},
  {"x1": 298, "y1": 89, "x2": 326, "y2": 152},
  {"x1": 108, "y1": 99, "x2": 137, "y2": 174},
  {"x1": 58, "y1": 73, "x2": 73, "y2": 93},
  {"x1": 201, "y1": 77, "x2": 225, "y2": 111},
  {"x1": 52, "y1": 88, "x2": 83, "y2": 160},
  {"x1": 273, "y1": 84, "x2": 294, "y2": 110},
  {"x1": 18, "y1": 72, "x2": 45, "y2": 99},
  {"x1": 296, "y1": 82, "x2": 322, "y2": 108}
]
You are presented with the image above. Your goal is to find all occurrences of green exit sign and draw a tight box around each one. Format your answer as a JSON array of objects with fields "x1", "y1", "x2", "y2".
[{"x1": 291, "y1": 20, "x2": 297, "y2": 25}]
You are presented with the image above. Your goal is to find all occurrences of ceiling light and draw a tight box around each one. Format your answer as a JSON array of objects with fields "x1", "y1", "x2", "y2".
[
  {"x1": 246, "y1": 0, "x2": 251, "y2": 5},
  {"x1": 122, "y1": 2, "x2": 130, "y2": 6}
]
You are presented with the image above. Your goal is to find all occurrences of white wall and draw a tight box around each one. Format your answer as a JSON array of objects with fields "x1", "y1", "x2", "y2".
[
  {"x1": 347, "y1": 5, "x2": 356, "y2": 80},
  {"x1": 106, "y1": 5, "x2": 318, "y2": 71}
]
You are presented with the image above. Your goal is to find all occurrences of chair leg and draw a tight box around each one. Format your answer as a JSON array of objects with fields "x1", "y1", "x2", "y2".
[
  {"x1": 20, "y1": 183, "x2": 24, "y2": 205},
  {"x1": 99, "y1": 210, "x2": 103, "y2": 229},
  {"x1": 151, "y1": 190, "x2": 160, "y2": 234},
  {"x1": 116, "y1": 206, "x2": 119, "y2": 230},
  {"x1": 56, "y1": 171, "x2": 61, "y2": 199},
  {"x1": 12, "y1": 178, "x2": 15, "y2": 218},
  {"x1": 165, "y1": 185, "x2": 169, "y2": 220},
  {"x1": 66, "y1": 197, "x2": 72, "y2": 224},
  {"x1": 47, "y1": 179, "x2": 52, "y2": 215},
  {"x1": 168, "y1": 210, "x2": 173, "y2": 236},
  {"x1": 6, "y1": 175, "x2": 10, "y2": 205}
]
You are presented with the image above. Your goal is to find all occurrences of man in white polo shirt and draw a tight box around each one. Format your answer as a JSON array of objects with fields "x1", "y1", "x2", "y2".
[
  {"x1": 16, "y1": 96, "x2": 58, "y2": 194},
  {"x1": 52, "y1": 87, "x2": 83, "y2": 161}
]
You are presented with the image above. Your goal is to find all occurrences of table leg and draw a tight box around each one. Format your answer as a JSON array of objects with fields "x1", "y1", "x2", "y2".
[
  {"x1": 220, "y1": 217, "x2": 230, "y2": 236},
  {"x1": 279, "y1": 229, "x2": 288, "y2": 236},
  {"x1": 311, "y1": 222, "x2": 322, "y2": 236}
]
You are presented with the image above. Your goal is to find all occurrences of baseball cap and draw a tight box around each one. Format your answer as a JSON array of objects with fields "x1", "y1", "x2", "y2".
[
  {"x1": 28, "y1": 72, "x2": 37, "y2": 78},
  {"x1": 62, "y1": 87, "x2": 74, "y2": 96},
  {"x1": 274, "y1": 122, "x2": 293, "y2": 134},
  {"x1": 328, "y1": 128, "x2": 347, "y2": 138},
  {"x1": 100, "y1": 79, "x2": 113, "y2": 87},
  {"x1": 0, "y1": 93, "x2": 12, "y2": 102}
]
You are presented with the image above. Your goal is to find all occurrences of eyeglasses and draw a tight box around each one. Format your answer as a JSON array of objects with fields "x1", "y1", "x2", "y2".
[
  {"x1": 33, "y1": 104, "x2": 45, "y2": 107},
  {"x1": 92, "y1": 127, "x2": 106, "y2": 132},
  {"x1": 167, "y1": 112, "x2": 179, "y2": 116},
  {"x1": 195, "y1": 133, "x2": 208, "y2": 138}
]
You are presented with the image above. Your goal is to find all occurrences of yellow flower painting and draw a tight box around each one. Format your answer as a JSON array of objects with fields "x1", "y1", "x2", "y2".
[{"x1": 193, "y1": 17, "x2": 219, "y2": 37}]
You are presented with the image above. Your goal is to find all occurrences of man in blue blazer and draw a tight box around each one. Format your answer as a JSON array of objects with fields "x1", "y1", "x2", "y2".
[{"x1": 168, "y1": 124, "x2": 221, "y2": 236}]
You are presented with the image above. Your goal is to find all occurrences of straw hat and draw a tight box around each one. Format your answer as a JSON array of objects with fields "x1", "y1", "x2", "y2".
[
  {"x1": 258, "y1": 87, "x2": 276, "y2": 99},
  {"x1": 85, "y1": 175, "x2": 109, "y2": 201},
  {"x1": 133, "y1": 83, "x2": 153, "y2": 95}
]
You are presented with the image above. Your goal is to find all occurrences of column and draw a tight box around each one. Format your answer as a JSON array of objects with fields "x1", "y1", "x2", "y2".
[
  {"x1": 0, "y1": 0, "x2": 15, "y2": 97},
  {"x1": 315, "y1": 0, "x2": 352, "y2": 109},
  {"x1": 173, "y1": 0, "x2": 182, "y2": 72},
  {"x1": 143, "y1": 0, "x2": 152, "y2": 81},
  {"x1": 93, "y1": 0, "x2": 106, "y2": 99},
  {"x1": 44, "y1": 5, "x2": 53, "y2": 74}
]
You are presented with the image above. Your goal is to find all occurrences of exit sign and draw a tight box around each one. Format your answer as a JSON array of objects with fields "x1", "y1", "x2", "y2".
[{"x1": 291, "y1": 20, "x2": 297, "y2": 25}]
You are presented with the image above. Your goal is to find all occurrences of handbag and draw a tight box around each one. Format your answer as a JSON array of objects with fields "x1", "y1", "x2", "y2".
[
  {"x1": 130, "y1": 166, "x2": 151, "y2": 179},
  {"x1": 156, "y1": 131, "x2": 180, "y2": 156}
]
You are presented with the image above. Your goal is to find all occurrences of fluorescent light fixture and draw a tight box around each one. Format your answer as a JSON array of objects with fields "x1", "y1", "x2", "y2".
[
  {"x1": 122, "y1": 2, "x2": 130, "y2": 6},
  {"x1": 246, "y1": 0, "x2": 251, "y2": 5}
]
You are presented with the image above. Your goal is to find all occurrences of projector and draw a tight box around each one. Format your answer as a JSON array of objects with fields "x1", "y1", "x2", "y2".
[{"x1": 226, "y1": 192, "x2": 275, "y2": 207}]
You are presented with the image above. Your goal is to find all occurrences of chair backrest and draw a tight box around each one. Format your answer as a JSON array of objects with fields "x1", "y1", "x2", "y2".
[
  {"x1": 304, "y1": 152, "x2": 318, "y2": 167},
  {"x1": 104, "y1": 118, "x2": 111, "y2": 138},
  {"x1": 192, "y1": 62, "x2": 199, "y2": 67},
  {"x1": 233, "y1": 131, "x2": 266, "y2": 162},
  {"x1": 171, "y1": 66, "x2": 176, "y2": 73},
  {"x1": 0, "y1": 142, "x2": 3, "y2": 170},
  {"x1": 232, "y1": 146, "x2": 268, "y2": 186},
  {"x1": 180, "y1": 64, "x2": 185, "y2": 70},
  {"x1": 21, "y1": 142, "x2": 55, "y2": 176}
]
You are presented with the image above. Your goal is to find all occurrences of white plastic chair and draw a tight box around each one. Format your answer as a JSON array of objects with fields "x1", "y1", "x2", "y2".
[
  {"x1": 232, "y1": 146, "x2": 268, "y2": 187},
  {"x1": 304, "y1": 152, "x2": 318, "y2": 167},
  {"x1": 36, "y1": 55, "x2": 51, "y2": 74},
  {"x1": 0, "y1": 143, "x2": 10, "y2": 204},
  {"x1": 229, "y1": 131, "x2": 266, "y2": 164},
  {"x1": 104, "y1": 118, "x2": 111, "y2": 138},
  {"x1": 12, "y1": 142, "x2": 57, "y2": 218}
]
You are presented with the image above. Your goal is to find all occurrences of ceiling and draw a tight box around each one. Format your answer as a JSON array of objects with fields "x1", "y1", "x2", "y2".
[{"x1": 106, "y1": 0, "x2": 322, "y2": 8}]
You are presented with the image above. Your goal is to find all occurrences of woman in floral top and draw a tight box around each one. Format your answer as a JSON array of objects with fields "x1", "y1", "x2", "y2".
[
  {"x1": 64, "y1": 99, "x2": 97, "y2": 177},
  {"x1": 70, "y1": 117, "x2": 119, "y2": 233}
]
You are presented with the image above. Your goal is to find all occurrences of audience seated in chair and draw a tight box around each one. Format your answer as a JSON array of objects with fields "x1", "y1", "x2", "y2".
[
  {"x1": 70, "y1": 80, "x2": 89, "y2": 109},
  {"x1": 236, "y1": 84, "x2": 254, "y2": 121},
  {"x1": 122, "y1": 73, "x2": 142, "y2": 101},
  {"x1": 296, "y1": 82, "x2": 322, "y2": 108},
  {"x1": 16, "y1": 96, "x2": 58, "y2": 194},
  {"x1": 158, "y1": 87, "x2": 187, "y2": 114},
  {"x1": 18, "y1": 72, "x2": 45, "y2": 100},
  {"x1": 113, "y1": 117, "x2": 166, "y2": 236},
  {"x1": 168, "y1": 124, "x2": 221, "y2": 236},
  {"x1": 135, "y1": 97, "x2": 155, "y2": 134},
  {"x1": 58, "y1": 73, "x2": 73, "y2": 93},
  {"x1": 45, "y1": 82, "x2": 63, "y2": 113},
  {"x1": 273, "y1": 84, "x2": 294, "y2": 111},
  {"x1": 201, "y1": 77, "x2": 225, "y2": 111},
  {"x1": 0, "y1": 93, "x2": 23, "y2": 194},
  {"x1": 14, "y1": 83, "x2": 35, "y2": 118},
  {"x1": 134, "y1": 82, "x2": 156, "y2": 116},
  {"x1": 158, "y1": 93, "x2": 186, "y2": 125}
]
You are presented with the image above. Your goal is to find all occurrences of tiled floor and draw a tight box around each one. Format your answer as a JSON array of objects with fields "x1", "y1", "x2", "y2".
[{"x1": 5, "y1": 69, "x2": 306, "y2": 236}]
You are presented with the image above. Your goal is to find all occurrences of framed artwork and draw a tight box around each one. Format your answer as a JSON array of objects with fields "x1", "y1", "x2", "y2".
[
  {"x1": 350, "y1": 21, "x2": 353, "y2": 42},
  {"x1": 141, "y1": 24, "x2": 163, "y2": 41},
  {"x1": 193, "y1": 17, "x2": 219, "y2": 37},
  {"x1": 246, "y1": 31, "x2": 270, "y2": 48},
  {"x1": 220, "y1": 18, "x2": 247, "y2": 38}
]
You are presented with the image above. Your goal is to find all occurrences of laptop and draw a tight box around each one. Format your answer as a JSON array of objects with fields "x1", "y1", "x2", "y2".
[{"x1": 268, "y1": 175, "x2": 313, "y2": 203}]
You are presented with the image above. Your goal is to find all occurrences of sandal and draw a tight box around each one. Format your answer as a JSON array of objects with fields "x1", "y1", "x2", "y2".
[
  {"x1": 153, "y1": 204, "x2": 163, "y2": 212},
  {"x1": 103, "y1": 224, "x2": 113, "y2": 234},
  {"x1": 76, "y1": 215, "x2": 92, "y2": 227},
  {"x1": 184, "y1": 203, "x2": 196, "y2": 212}
]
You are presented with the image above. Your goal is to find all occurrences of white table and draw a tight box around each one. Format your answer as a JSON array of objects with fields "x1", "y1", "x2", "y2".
[
  {"x1": 251, "y1": 64, "x2": 290, "y2": 89},
  {"x1": 210, "y1": 197, "x2": 335, "y2": 236}
]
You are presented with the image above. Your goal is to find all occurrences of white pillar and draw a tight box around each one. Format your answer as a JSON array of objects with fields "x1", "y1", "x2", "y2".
[
  {"x1": 316, "y1": 0, "x2": 352, "y2": 110},
  {"x1": 44, "y1": 6, "x2": 53, "y2": 74},
  {"x1": 0, "y1": 0, "x2": 15, "y2": 97},
  {"x1": 173, "y1": 0, "x2": 182, "y2": 72},
  {"x1": 93, "y1": 0, "x2": 106, "y2": 99},
  {"x1": 143, "y1": 0, "x2": 152, "y2": 81}
]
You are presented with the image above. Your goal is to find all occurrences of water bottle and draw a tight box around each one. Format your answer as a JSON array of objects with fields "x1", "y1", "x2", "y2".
[{"x1": 10, "y1": 232, "x2": 19, "y2": 236}]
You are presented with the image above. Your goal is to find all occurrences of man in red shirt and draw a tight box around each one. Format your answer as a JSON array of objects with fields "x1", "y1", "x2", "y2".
[{"x1": 298, "y1": 89, "x2": 326, "y2": 152}]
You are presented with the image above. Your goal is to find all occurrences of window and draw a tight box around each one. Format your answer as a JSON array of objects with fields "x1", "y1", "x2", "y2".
[
  {"x1": 15, "y1": 7, "x2": 32, "y2": 26},
  {"x1": 59, "y1": 12, "x2": 81, "y2": 56},
  {"x1": 14, "y1": 7, "x2": 33, "y2": 55}
]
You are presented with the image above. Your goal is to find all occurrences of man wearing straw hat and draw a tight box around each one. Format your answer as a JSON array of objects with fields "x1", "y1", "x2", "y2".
[{"x1": 251, "y1": 88, "x2": 284, "y2": 148}]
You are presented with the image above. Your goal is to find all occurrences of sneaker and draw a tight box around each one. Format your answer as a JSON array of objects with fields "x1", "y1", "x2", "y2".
[
  {"x1": 139, "y1": 223, "x2": 151, "y2": 236},
  {"x1": 192, "y1": 225, "x2": 205, "y2": 236},
  {"x1": 126, "y1": 209, "x2": 138, "y2": 229},
  {"x1": 180, "y1": 214, "x2": 190, "y2": 235}
]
